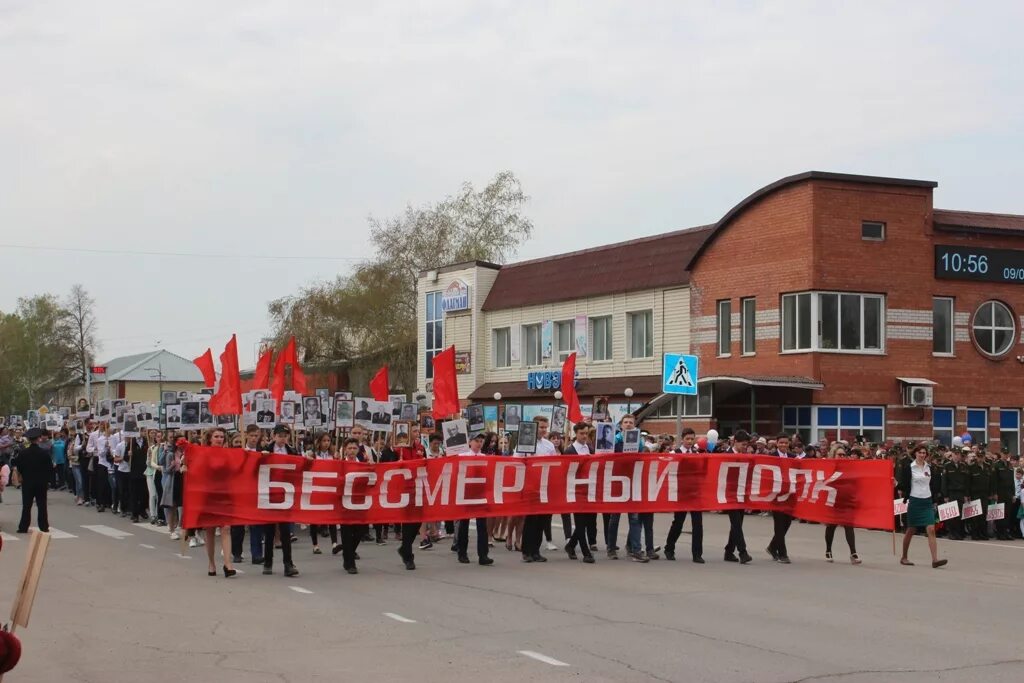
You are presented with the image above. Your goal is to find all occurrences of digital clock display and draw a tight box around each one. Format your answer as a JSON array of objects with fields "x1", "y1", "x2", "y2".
[{"x1": 935, "y1": 245, "x2": 1024, "y2": 283}]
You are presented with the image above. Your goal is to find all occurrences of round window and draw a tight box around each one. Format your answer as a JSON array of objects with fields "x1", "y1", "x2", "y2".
[{"x1": 971, "y1": 300, "x2": 1016, "y2": 358}]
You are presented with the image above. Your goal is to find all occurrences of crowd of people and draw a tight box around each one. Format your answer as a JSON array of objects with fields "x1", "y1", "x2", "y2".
[{"x1": 3, "y1": 411, "x2": 1023, "y2": 576}]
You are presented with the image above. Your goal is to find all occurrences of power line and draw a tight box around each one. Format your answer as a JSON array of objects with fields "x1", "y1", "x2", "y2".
[{"x1": 0, "y1": 243, "x2": 367, "y2": 262}]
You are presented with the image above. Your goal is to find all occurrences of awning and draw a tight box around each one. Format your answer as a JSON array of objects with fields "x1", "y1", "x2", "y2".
[
  {"x1": 467, "y1": 375, "x2": 663, "y2": 401},
  {"x1": 896, "y1": 377, "x2": 938, "y2": 386},
  {"x1": 698, "y1": 375, "x2": 825, "y2": 390}
]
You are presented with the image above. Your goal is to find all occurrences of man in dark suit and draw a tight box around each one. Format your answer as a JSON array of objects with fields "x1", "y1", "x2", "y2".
[
  {"x1": 14, "y1": 428, "x2": 54, "y2": 533},
  {"x1": 564, "y1": 422, "x2": 596, "y2": 564},
  {"x1": 664, "y1": 427, "x2": 704, "y2": 563},
  {"x1": 766, "y1": 433, "x2": 793, "y2": 564},
  {"x1": 127, "y1": 433, "x2": 149, "y2": 522},
  {"x1": 261, "y1": 425, "x2": 299, "y2": 577},
  {"x1": 371, "y1": 407, "x2": 391, "y2": 425},
  {"x1": 724, "y1": 430, "x2": 753, "y2": 564},
  {"x1": 355, "y1": 401, "x2": 371, "y2": 421}
]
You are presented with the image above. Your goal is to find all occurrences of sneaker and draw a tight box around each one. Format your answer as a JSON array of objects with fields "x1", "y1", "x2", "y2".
[
  {"x1": 284, "y1": 564, "x2": 300, "y2": 577},
  {"x1": 646, "y1": 551, "x2": 660, "y2": 561},
  {"x1": 263, "y1": 566, "x2": 273, "y2": 575},
  {"x1": 582, "y1": 555, "x2": 596, "y2": 564},
  {"x1": 376, "y1": 539, "x2": 387, "y2": 546},
  {"x1": 313, "y1": 547, "x2": 322, "y2": 555},
  {"x1": 418, "y1": 539, "x2": 433, "y2": 550},
  {"x1": 589, "y1": 544, "x2": 599, "y2": 551},
  {"x1": 479, "y1": 557, "x2": 494, "y2": 566},
  {"x1": 664, "y1": 549, "x2": 676, "y2": 561},
  {"x1": 629, "y1": 552, "x2": 649, "y2": 563},
  {"x1": 169, "y1": 532, "x2": 180, "y2": 541},
  {"x1": 197, "y1": 536, "x2": 205, "y2": 546},
  {"x1": 724, "y1": 551, "x2": 739, "y2": 562},
  {"x1": 739, "y1": 551, "x2": 753, "y2": 564},
  {"x1": 545, "y1": 542, "x2": 558, "y2": 551},
  {"x1": 188, "y1": 537, "x2": 198, "y2": 548},
  {"x1": 607, "y1": 549, "x2": 619, "y2": 560}
]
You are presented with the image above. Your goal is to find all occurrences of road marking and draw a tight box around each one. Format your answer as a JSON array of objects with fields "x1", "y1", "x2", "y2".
[
  {"x1": 289, "y1": 586, "x2": 314, "y2": 594},
  {"x1": 0, "y1": 532, "x2": 19, "y2": 542},
  {"x1": 139, "y1": 543, "x2": 156, "y2": 549},
  {"x1": 133, "y1": 523, "x2": 170, "y2": 535},
  {"x1": 175, "y1": 553, "x2": 192, "y2": 559},
  {"x1": 43, "y1": 527, "x2": 78, "y2": 539},
  {"x1": 383, "y1": 612, "x2": 417, "y2": 623},
  {"x1": 979, "y1": 542, "x2": 1024, "y2": 550},
  {"x1": 518, "y1": 650, "x2": 569, "y2": 667},
  {"x1": 81, "y1": 524, "x2": 133, "y2": 539}
]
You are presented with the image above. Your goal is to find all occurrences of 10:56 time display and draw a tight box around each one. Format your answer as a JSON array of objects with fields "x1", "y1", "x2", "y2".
[{"x1": 935, "y1": 245, "x2": 1024, "y2": 284}]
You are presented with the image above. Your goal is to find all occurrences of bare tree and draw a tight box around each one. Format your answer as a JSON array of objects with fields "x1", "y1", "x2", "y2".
[{"x1": 65, "y1": 284, "x2": 100, "y2": 385}]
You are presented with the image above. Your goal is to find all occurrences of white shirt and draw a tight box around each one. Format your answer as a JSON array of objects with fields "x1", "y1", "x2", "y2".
[
  {"x1": 460, "y1": 448, "x2": 484, "y2": 457},
  {"x1": 115, "y1": 441, "x2": 130, "y2": 473},
  {"x1": 567, "y1": 441, "x2": 591, "y2": 455},
  {"x1": 910, "y1": 461, "x2": 932, "y2": 499},
  {"x1": 94, "y1": 434, "x2": 111, "y2": 470},
  {"x1": 534, "y1": 438, "x2": 558, "y2": 456}
]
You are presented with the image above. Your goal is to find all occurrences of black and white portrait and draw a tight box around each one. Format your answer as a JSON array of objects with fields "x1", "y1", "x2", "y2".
[
  {"x1": 280, "y1": 400, "x2": 295, "y2": 423},
  {"x1": 467, "y1": 404, "x2": 485, "y2": 432},
  {"x1": 166, "y1": 405, "x2": 181, "y2": 425},
  {"x1": 622, "y1": 429, "x2": 641, "y2": 453},
  {"x1": 161, "y1": 391, "x2": 178, "y2": 406},
  {"x1": 389, "y1": 394, "x2": 405, "y2": 417},
  {"x1": 370, "y1": 401, "x2": 392, "y2": 430},
  {"x1": 335, "y1": 400, "x2": 354, "y2": 429},
  {"x1": 302, "y1": 396, "x2": 323, "y2": 425},
  {"x1": 517, "y1": 420, "x2": 538, "y2": 454},
  {"x1": 595, "y1": 422, "x2": 615, "y2": 452},
  {"x1": 401, "y1": 402, "x2": 418, "y2": 421},
  {"x1": 199, "y1": 401, "x2": 213, "y2": 425},
  {"x1": 443, "y1": 418, "x2": 469, "y2": 453},
  {"x1": 180, "y1": 401, "x2": 200, "y2": 427},
  {"x1": 257, "y1": 399, "x2": 276, "y2": 425},
  {"x1": 550, "y1": 405, "x2": 568, "y2": 436},
  {"x1": 503, "y1": 404, "x2": 522, "y2": 432}
]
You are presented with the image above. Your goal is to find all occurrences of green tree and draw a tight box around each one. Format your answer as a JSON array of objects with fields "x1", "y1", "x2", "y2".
[
  {"x1": 268, "y1": 171, "x2": 533, "y2": 392},
  {"x1": 0, "y1": 294, "x2": 78, "y2": 411}
]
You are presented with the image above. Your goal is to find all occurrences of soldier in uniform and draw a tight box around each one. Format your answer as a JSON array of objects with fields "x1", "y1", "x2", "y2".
[
  {"x1": 967, "y1": 450, "x2": 993, "y2": 540},
  {"x1": 991, "y1": 450, "x2": 1016, "y2": 540},
  {"x1": 941, "y1": 448, "x2": 969, "y2": 540}
]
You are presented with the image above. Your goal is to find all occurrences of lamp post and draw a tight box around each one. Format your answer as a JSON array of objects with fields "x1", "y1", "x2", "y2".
[
  {"x1": 624, "y1": 387, "x2": 634, "y2": 415},
  {"x1": 554, "y1": 390, "x2": 563, "y2": 401},
  {"x1": 493, "y1": 392, "x2": 502, "y2": 402},
  {"x1": 145, "y1": 364, "x2": 165, "y2": 424}
]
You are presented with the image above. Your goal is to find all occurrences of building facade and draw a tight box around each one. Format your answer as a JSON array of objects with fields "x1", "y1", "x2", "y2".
[{"x1": 416, "y1": 171, "x2": 1024, "y2": 450}]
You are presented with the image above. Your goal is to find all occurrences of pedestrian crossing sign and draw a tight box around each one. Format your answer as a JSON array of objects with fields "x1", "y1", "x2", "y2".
[{"x1": 662, "y1": 354, "x2": 699, "y2": 395}]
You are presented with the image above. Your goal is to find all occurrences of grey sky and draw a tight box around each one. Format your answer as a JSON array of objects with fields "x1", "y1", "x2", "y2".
[{"x1": 2, "y1": 1, "x2": 1023, "y2": 369}]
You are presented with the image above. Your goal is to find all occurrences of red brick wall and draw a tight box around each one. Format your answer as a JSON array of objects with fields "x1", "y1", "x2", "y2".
[{"x1": 691, "y1": 176, "x2": 1024, "y2": 444}]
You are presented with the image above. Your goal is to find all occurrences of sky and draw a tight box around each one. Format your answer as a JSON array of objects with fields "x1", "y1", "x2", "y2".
[{"x1": 2, "y1": 1, "x2": 1023, "y2": 369}]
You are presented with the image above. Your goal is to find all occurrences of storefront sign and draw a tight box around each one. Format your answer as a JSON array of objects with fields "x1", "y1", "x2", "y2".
[
  {"x1": 455, "y1": 351, "x2": 472, "y2": 375},
  {"x1": 527, "y1": 370, "x2": 562, "y2": 390},
  {"x1": 441, "y1": 279, "x2": 470, "y2": 312}
]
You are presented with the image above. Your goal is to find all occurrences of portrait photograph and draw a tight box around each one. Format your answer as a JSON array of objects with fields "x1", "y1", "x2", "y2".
[
  {"x1": 442, "y1": 418, "x2": 469, "y2": 454},
  {"x1": 354, "y1": 398, "x2": 373, "y2": 429},
  {"x1": 112, "y1": 399, "x2": 127, "y2": 414},
  {"x1": 76, "y1": 397, "x2": 91, "y2": 417},
  {"x1": 98, "y1": 399, "x2": 111, "y2": 417},
  {"x1": 503, "y1": 403, "x2": 522, "y2": 432},
  {"x1": 161, "y1": 391, "x2": 178, "y2": 406},
  {"x1": 177, "y1": 391, "x2": 190, "y2": 400},
  {"x1": 334, "y1": 391, "x2": 353, "y2": 402},
  {"x1": 199, "y1": 401, "x2": 213, "y2": 424},
  {"x1": 179, "y1": 401, "x2": 201, "y2": 428},
  {"x1": 166, "y1": 405, "x2": 182, "y2": 425},
  {"x1": 280, "y1": 400, "x2": 296, "y2": 423},
  {"x1": 389, "y1": 394, "x2": 406, "y2": 417},
  {"x1": 257, "y1": 399, "x2": 276, "y2": 425},
  {"x1": 217, "y1": 412, "x2": 235, "y2": 428},
  {"x1": 44, "y1": 415, "x2": 61, "y2": 432},
  {"x1": 516, "y1": 420, "x2": 538, "y2": 454},
  {"x1": 400, "y1": 402, "x2": 418, "y2": 421},
  {"x1": 419, "y1": 413, "x2": 435, "y2": 430},
  {"x1": 595, "y1": 421, "x2": 615, "y2": 452},
  {"x1": 302, "y1": 395, "x2": 324, "y2": 425},
  {"x1": 59, "y1": 406, "x2": 71, "y2": 419},
  {"x1": 392, "y1": 420, "x2": 412, "y2": 448},
  {"x1": 622, "y1": 428, "x2": 641, "y2": 453},
  {"x1": 335, "y1": 399, "x2": 355, "y2": 429},
  {"x1": 592, "y1": 396, "x2": 610, "y2": 422},
  {"x1": 550, "y1": 405, "x2": 568, "y2": 436},
  {"x1": 370, "y1": 401, "x2": 392, "y2": 430},
  {"x1": 114, "y1": 404, "x2": 126, "y2": 425},
  {"x1": 122, "y1": 411, "x2": 140, "y2": 436},
  {"x1": 316, "y1": 388, "x2": 329, "y2": 401},
  {"x1": 467, "y1": 403, "x2": 485, "y2": 432}
]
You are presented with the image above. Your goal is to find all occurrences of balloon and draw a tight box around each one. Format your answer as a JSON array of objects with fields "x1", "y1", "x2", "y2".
[
  {"x1": 706, "y1": 429, "x2": 719, "y2": 442},
  {"x1": 696, "y1": 436, "x2": 708, "y2": 451},
  {"x1": 952, "y1": 436, "x2": 963, "y2": 448},
  {"x1": 961, "y1": 432, "x2": 972, "y2": 444},
  {"x1": 707, "y1": 438, "x2": 718, "y2": 451}
]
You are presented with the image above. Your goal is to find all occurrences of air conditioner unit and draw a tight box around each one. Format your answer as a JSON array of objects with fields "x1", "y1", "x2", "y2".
[{"x1": 904, "y1": 385, "x2": 933, "y2": 407}]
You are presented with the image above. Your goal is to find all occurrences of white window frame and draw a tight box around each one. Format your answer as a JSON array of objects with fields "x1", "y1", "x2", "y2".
[
  {"x1": 971, "y1": 300, "x2": 1016, "y2": 358},
  {"x1": 650, "y1": 385, "x2": 713, "y2": 418},
  {"x1": 780, "y1": 291, "x2": 884, "y2": 355},
  {"x1": 523, "y1": 324, "x2": 542, "y2": 367},
  {"x1": 741, "y1": 297, "x2": 756, "y2": 356},
  {"x1": 425, "y1": 291, "x2": 443, "y2": 379},
  {"x1": 861, "y1": 220, "x2": 886, "y2": 241},
  {"x1": 932, "y1": 297, "x2": 954, "y2": 357},
  {"x1": 628, "y1": 310, "x2": 654, "y2": 359},
  {"x1": 591, "y1": 316, "x2": 613, "y2": 362},
  {"x1": 717, "y1": 300, "x2": 731, "y2": 357},
  {"x1": 554, "y1": 320, "x2": 575, "y2": 362},
  {"x1": 492, "y1": 327, "x2": 511, "y2": 368},
  {"x1": 809, "y1": 405, "x2": 886, "y2": 444}
]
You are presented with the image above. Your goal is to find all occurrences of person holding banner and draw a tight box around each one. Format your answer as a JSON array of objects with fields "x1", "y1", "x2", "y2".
[
  {"x1": 453, "y1": 433, "x2": 495, "y2": 567},
  {"x1": 724, "y1": 431, "x2": 753, "y2": 565},
  {"x1": 261, "y1": 425, "x2": 299, "y2": 577},
  {"x1": 664, "y1": 428, "x2": 704, "y2": 563},
  {"x1": 339, "y1": 437, "x2": 366, "y2": 574},
  {"x1": 564, "y1": 422, "x2": 597, "y2": 564},
  {"x1": 898, "y1": 444, "x2": 947, "y2": 568},
  {"x1": 766, "y1": 433, "x2": 794, "y2": 564},
  {"x1": 202, "y1": 428, "x2": 237, "y2": 578},
  {"x1": 823, "y1": 444, "x2": 860, "y2": 565}
]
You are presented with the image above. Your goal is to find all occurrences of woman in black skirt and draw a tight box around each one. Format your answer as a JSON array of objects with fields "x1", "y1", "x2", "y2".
[{"x1": 898, "y1": 444, "x2": 947, "y2": 568}]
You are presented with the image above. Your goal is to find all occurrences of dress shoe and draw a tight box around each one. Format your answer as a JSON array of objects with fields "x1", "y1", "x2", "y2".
[
  {"x1": 932, "y1": 559, "x2": 948, "y2": 568},
  {"x1": 345, "y1": 566, "x2": 358, "y2": 574},
  {"x1": 766, "y1": 546, "x2": 780, "y2": 561},
  {"x1": 479, "y1": 557, "x2": 494, "y2": 566},
  {"x1": 664, "y1": 549, "x2": 676, "y2": 561},
  {"x1": 223, "y1": 566, "x2": 237, "y2": 578},
  {"x1": 582, "y1": 555, "x2": 595, "y2": 564},
  {"x1": 404, "y1": 558, "x2": 416, "y2": 570},
  {"x1": 739, "y1": 551, "x2": 753, "y2": 564},
  {"x1": 262, "y1": 566, "x2": 273, "y2": 575},
  {"x1": 564, "y1": 542, "x2": 578, "y2": 561},
  {"x1": 521, "y1": 555, "x2": 534, "y2": 563},
  {"x1": 692, "y1": 556, "x2": 705, "y2": 564},
  {"x1": 724, "y1": 551, "x2": 739, "y2": 562},
  {"x1": 458, "y1": 555, "x2": 471, "y2": 564},
  {"x1": 531, "y1": 554, "x2": 547, "y2": 563},
  {"x1": 777, "y1": 555, "x2": 792, "y2": 564},
  {"x1": 284, "y1": 564, "x2": 299, "y2": 577}
]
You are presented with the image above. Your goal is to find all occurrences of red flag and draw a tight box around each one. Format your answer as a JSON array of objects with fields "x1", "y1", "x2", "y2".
[
  {"x1": 193, "y1": 348, "x2": 216, "y2": 387},
  {"x1": 369, "y1": 366, "x2": 390, "y2": 402},
  {"x1": 561, "y1": 352, "x2": 582, "y2": 423},
  {"x1": 209, "y1": 335, "x2": 242, "y2": 415},
  {"x1": 431, "y1": 346, "x2": 460, "y2": 419},
  {"x1": 271, "y1": 336, "x2": 306, "y2": 403},
  {"x1": 253, "y1": 348, "x2": 272, "y2": 389}
]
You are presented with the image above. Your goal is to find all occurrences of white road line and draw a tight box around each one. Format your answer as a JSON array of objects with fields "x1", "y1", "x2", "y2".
[
  {"x1": 518, "y1": 650, "x2": 569, "y2": 667},
  {"x1": 175, "y1": 553, "x2": 192, "y2": 559},
  {"x1": 139, "y1": 543, "x2": 156, "y2": 549},
  {"x1": 383, "y1": 612, "x2": 417, "y2": 623},
  {"x1": 43, "y1": 527, "x2": 78, "y2": 539},
  {"x1": 133, "y1": 523, "x2": 171, "y2": 535},
  {"x1": 0, "y1": 532, "x2": 18, "y2": 542},
  {"x1": 81, "y1": 524, "x2": 133, "y2": 539},
  {"x1": 979, "y1": 542, "x2": 1024, "y2": 550},
  {"x1": 289, "y1": 586, "x2": 314, "y2": 594}
]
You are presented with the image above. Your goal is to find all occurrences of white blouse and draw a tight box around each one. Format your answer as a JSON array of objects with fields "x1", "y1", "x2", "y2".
[{"x1": 909, "y1": 461, "x2": 932, "y2": 499}]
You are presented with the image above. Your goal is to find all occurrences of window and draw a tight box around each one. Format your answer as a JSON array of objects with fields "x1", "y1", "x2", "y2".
[
  {"x1": 781, "y1": 292, "x2": 883, "y2": 353},
  {"x1": 554, "y1": 320, "x2": 575, "y2": 362},
  {"x1": 932, "y1": 407, "x2": 954, "y2": 446},
  {"x1": 972, "y1": 300, "x2": 1016, "y2": 358},
  {"x1": 628, "y1": 310, "x2": 653, "y2": 359},
  {"x1": 591, "y1": 316, "x2": 613, "y2": 361},
  {"x1": 424, "y1": 292, "x2": 443, "y2": 379},
  {"x1": 651, "y1": 385, "x2": 713, "y2": 418},
  {"x1": 782, "y1": 293, "x2": 812, "y2": 351},
  {"x1": 783, "y1": 406, "x2": 813, "y2": 444},
  {"x1": 814, "y1": 406, "x2": 885, "y2": 444},
  {"x1": 1000, "y1": 409, "x2": 1019, "y2": 455},
  {"x1": 717, "y1": 300, "x2": 731, "y2": 356},
  {"x1": 966, "y1": 408, "x2": 987, "y2": 446},
  {"x1": 493, "y1": 328, "x2": 511, "y2": 368},
  {"x1": 523, "y1": 324, "x2": 542, "y2": 366},
  {"x1": 741, "y1": 298, "x2": 756, "y2": 355},
  {"x1": 861, "y1": 221, "x2": 885, "y2": 241},
  {"x1": 932, "y1": 297, "x2": 954, "y2": 355}
]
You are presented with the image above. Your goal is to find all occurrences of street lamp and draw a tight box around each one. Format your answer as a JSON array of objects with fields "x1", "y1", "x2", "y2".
[
  {"x1": 624, "y1": 387, "x2": 634, "y2": 414},
  {"x1": 493, "y1": 392, "x2": 502, "y2": 402},
  {"x1": 554, "y1": 390, "x2": 563, "y2": 400}
]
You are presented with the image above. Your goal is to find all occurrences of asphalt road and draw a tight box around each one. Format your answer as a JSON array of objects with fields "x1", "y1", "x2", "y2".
[{"x1": 2, "y1": 494, "x2": 1023, "y2": 683}]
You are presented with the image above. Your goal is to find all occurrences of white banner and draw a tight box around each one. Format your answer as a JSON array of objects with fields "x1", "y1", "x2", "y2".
[{"x1": 986, "y1": 502, "x2": 1005, "y2": 521}]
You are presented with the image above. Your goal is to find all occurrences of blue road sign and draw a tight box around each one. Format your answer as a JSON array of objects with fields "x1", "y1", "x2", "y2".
[{"x1": 662, "y1": 353, "x2": 699, "y2": 395}]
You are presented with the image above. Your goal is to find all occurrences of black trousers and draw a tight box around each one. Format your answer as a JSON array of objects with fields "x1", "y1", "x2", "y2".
[
  {"x1": 665, "y1": 511, "x2": 703, "y2": 558},
  {"x1": 231, "y1": 526, "x2": 247, "y2": 559},
  {"x1": 724, "y1": 510, "x2": 747, "y2": 554},
  {"x1": 340, "y1": 524, "x2": 364, "y2": 569},
  {"x1": 79, "y1": 461, "x2": 92, "y2": 502},
  {"x1": 560, "y1": 513, "x2": 573, "y2": 540},
  {"x1": 768, "y1": 512, "x2": 793, "y2": 557},
  {"x1": 825, "y1": 525, "x2": 856, "y2": 554},
  {"x1": 94, "y1": 467, "x2": 111, "y2": 508},
  {"x1": 310, "y1": 524, "x2": 338, "y2": 546},
  {"x1": 18, "y1": 482, "x2": 48, "y2": 532},
  {"x1": 566, "y1": 513, "x2": 595, "y2": 557},
  {"x1": 398, "y1": 522, "x2": 419, "y2": 561},
  {"x1": 522, "y1": 514, "x2": 547, "y2": 557},
  {"x1": 944, "y1": 496, "x2": 966, "y2": 538},
  {"x1": 454, "y1": 518, "x2": 490, "y2": 559},
  {"x1": 262, "y1": 522, "x2": 293, "y2": 568},
  {"x1": 129, "y1": 474, "x2": 147, "y2": 518},
  {"x1": 115, "y1": 470, "x2": 131, "y2": 512},
  {"x1": 154, "y1": 471, "x2": 165, "y2": 521}
]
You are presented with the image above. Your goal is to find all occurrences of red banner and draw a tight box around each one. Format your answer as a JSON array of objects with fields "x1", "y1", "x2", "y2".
[{"x1": 182, "y1": 447, "x2": 895, "y2": 530}]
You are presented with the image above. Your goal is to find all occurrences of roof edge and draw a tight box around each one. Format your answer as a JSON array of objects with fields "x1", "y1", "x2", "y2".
[
  {"x1": 418, "y1": 260, "x2": 501, "y2": 277},
  {"x1": 686, "y1": 171, "x2": 938, "y2": 270}
]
